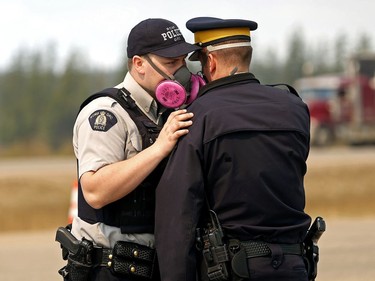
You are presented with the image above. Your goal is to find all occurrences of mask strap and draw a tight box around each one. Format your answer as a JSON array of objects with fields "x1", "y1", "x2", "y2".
[{"x1": 144, "y1": 55, "x2": 175, "y2": 80}]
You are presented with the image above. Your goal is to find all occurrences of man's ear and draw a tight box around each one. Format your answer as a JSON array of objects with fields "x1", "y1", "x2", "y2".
[
  {"x1": 208, "y1": 53, "x2": 216, "y2": 74},
  {"x1": 133, "y1": 55, "x2": 145, "y2": 74}
]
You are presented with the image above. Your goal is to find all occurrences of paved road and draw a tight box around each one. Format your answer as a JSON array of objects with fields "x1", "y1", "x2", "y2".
[
  {"x1": 318, "y1": 217, "x2": 375, "y2": 281},
  {"x1": 1, "y1": 147, "x2": 374, "y2": 280},
  {"x1": 0, "y1": 229, "x2": 65, "y2": 281},
  {"x1": 0, "y1": 217, "x2": 375, "y2": 281}
]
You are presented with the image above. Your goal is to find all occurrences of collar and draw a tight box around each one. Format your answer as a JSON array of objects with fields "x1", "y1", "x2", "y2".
[
  {"x1": 199, "y1": 73, "x2": 260, "y2": 97},
  {"x1": 115, "y1": 73, "x2": 160, "y2": 123}
]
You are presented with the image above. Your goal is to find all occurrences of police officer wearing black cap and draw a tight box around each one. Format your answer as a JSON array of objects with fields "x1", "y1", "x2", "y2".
[
  {"x1": 56, "y1": 18, "x2": 203, "y2": 281},
  {"x1": 155, "y1": 17, "x2": 312, "y2": 281}
]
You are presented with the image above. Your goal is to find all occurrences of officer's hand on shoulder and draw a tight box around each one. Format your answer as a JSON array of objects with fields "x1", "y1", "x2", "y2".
[{"x1": 155, "y1": 109, "x2": 194, "y2": 157}]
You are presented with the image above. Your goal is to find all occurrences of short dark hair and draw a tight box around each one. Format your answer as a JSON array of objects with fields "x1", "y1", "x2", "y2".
[{"x1": 211, "y1": 40, "x2": 252, "y2": 67}]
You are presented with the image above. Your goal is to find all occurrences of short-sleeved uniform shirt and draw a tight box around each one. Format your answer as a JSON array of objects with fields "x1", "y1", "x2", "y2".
[{"x1": 72, "y1": 73, "x2": 164, "y2": 248}]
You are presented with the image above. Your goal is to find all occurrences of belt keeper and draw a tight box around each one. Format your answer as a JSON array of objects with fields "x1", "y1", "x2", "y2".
[{"x1": 267, "y1": 243, "x2": 284, "y2": 269}]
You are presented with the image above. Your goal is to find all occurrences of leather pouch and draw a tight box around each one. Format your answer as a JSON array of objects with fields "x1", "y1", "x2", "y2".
[
  {"x1": 230, "y1": 241, "x2": 250, "y2": 279},
  {"x1": 110, "y1": 241, "x2": 156, "y2": 280}
]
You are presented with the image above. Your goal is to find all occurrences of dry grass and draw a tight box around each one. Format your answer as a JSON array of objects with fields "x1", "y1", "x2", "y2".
[
  {"x1": 304, "y1": 163, "x2": 375, "y2": 218},
  {"x1": 0, "y1": 165, "x2": 74, "y2": 232},
  {"x1": 1, "y1": 152, "x2": 374, "y2": 232}
]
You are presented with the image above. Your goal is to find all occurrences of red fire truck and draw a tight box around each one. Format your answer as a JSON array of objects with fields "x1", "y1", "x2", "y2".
[{"x1": 294, "y1": 53, "x2": 375, "y2": 146}]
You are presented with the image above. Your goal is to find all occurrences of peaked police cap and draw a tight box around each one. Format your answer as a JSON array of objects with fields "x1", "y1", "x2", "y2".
[{"x1": 186, "y1": 17, "x2": 258, "y2": 60}]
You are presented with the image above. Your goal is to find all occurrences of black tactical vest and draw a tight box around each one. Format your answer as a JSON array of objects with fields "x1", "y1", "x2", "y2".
[{"x1": 77, "y1": 87, "x2": 167, "y2": 234}]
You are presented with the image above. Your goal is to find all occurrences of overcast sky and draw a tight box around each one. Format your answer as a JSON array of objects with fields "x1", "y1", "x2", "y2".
[{"x1": 1, "y1": 0, "x2": 374, "y2": 70}]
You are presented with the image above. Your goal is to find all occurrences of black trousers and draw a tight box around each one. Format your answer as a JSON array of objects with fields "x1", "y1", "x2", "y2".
[
  {"x1": 244, "y1": 255, "x2": 308, "y2": 281},
  {"x1": 91, "y1": 267, "x2": 132, "y2": 281},
  {"x1": 91, "y1": 267, "x2": 161, "y2": 281},
  {"x1": 63, "y1": 266, "x2": 161, "y2": 281}
]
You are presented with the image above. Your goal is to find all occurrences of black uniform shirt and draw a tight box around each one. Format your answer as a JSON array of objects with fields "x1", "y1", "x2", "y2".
[{"x1": 155, "y1": 73, "x2": 312, "y2": 281}]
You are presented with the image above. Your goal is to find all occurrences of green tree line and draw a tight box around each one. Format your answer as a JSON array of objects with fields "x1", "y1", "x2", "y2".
[{"x1": 0, "y1": 30, "x2": 373, "y2": 157}]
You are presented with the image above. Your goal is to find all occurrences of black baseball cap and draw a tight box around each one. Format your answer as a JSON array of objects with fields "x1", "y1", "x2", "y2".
[{"x1": 127, "y1": 18, "x2": 201, "y2": 58}]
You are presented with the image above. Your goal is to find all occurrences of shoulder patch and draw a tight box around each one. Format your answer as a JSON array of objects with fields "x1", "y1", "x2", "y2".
[{"x1": 88, "y1": 110, "x2": 118, "y2": 132}]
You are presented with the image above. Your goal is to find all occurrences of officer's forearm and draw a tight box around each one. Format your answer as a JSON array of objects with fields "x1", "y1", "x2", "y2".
[{"x1": 80, "y1": 144, "x2": 165, "y2": 209}]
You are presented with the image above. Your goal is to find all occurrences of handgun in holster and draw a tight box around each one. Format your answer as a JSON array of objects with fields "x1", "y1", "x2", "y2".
[
  {"x1": 303, "y1": 217, "x2": 326, "y2": 281},
  {"x1": 196, "y1": 210, "x2": 230, "y2": 281},
  {"x1": 55, "y1": 225, "x2": 94, "y2": 281}
]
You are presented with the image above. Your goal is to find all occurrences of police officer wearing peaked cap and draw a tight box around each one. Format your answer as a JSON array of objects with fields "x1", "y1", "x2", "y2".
[{"x1": 155, "y1": 17, "x2": 312, "y2": 281}]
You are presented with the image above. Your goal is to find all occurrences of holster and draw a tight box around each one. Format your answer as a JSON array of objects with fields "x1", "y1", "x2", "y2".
[
  {"x1": 58, "y1": 238, "x2": 94, "y2": 281},
  {"x1": 228, "y1": 239, "x2": 250, "y2": 281},
  {"x1": 60, "y1": 260, "x2": 91, "y2": 281}
]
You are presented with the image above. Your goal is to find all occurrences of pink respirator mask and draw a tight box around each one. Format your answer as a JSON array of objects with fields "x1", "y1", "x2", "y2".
[{"x1": 145, "y1": 55, "x2": 206, "y2": 109}]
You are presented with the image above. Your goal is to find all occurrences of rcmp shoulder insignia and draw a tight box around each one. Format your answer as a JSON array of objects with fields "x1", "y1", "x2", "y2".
[{"x1": 88, "y1": 110, "x2": 118, "y2": 132}]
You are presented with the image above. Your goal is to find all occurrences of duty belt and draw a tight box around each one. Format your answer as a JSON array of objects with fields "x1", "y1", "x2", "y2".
[
  {"x1": 241, "y1": 241, "x2": 303, "y2": 258},
  {"x1": 92, "y1": 247, "x2": 112, "y2": 267}
]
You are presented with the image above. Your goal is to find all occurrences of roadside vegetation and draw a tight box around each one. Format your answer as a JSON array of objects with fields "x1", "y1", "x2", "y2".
[{"x1": 0, "y1": 28, "x2": 373, "y2": 157}]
